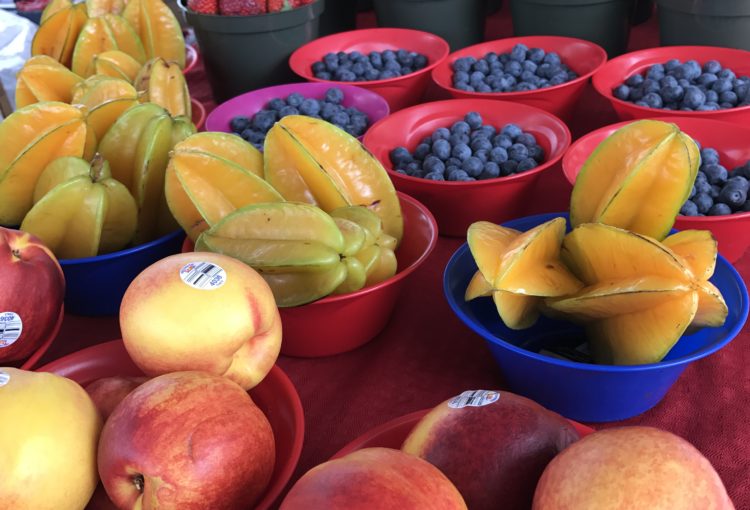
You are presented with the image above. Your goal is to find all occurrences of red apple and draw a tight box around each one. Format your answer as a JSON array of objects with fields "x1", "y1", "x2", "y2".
[
  {"x1": 533, "y1": 426, "x2": 735, "y2": 510},
  {"x1": 0, "y1": 227, "x2": 65, "y2": 363},
  {"x1": 84, "y1": 376, "x2": 148, "y2": 420},
  {"x1": 280, "y1": 447, "x2": 468, "y2": 510},
  {"x1": 98, "y1": 371, "x2": 275, "y2": 510},
  {"x1": 402, "y1": 390, "x2": 581, "y2": 510}
]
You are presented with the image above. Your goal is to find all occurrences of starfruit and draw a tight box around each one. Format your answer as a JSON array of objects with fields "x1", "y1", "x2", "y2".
[
  {"x1": 21, "y1": 154, "x2": 138, "y2": 258},
  {"x1": 71, "y1": 75, "x2": 139, "y2": 141},
  {"x1": 86, "y1": 0, "x2": 127, "y2": 17},
  {"x1": 15, "y1": 56, "x2": 83, "y2": 108},
  {"x1": 86, "y1": 50, "x2": 143, "y2": 82},
  {"x1": 165, "y1": 132, "x2": 282, "y2": 242},
  {"x1": 134, "y1": 57, "x2": 191, "y2": 118},
  {"x1": 546, "y1": 222, "x2": 727, "y2": 365},
  {"x1": 98, "y1": 103, "x2": 196, "y2": 243},
  {"x1": 71, "y1": 14, "x2": 146, "y2": 76},
  {"x1": 123, "y1": 0, "x2": 185, "y2": 68},
  {"x1": 264, "y1": 115, "x2": 404, "y2": 246},
  {"x1": 0, "y1": 102, "x2": 93, "y2": 226},
  {"x1": 32, "y1": 0, "x2": 88, "y2": 67},
  {"x1": 570, "y1": 120, "x2": 700, "y2": 240}
]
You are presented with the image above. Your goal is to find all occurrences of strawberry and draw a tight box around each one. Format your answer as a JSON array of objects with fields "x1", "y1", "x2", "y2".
[
  {"x1": 219, "y1": 0, "x2": 265, "y2": 15},
  {"x1": 267, "y1": 0, "x2": 293, "y2": 12},
  {"x1": 187, "y1": 0, "x2": 218, "y2": 14}
]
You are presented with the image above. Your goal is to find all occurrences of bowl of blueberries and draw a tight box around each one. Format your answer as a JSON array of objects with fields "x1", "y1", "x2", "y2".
[
  {"x1": 289, "y1": 28, "x2": 450, "y2": 112},
  {"x1": 362, "y1": 99, "x2": 572, "y2": 237},
  {"x1": 562, "y1": 116, "x2": 750, "y2": 263},
  {"x1": 592, "y1": 46, "x2": 750, "y2": 123},
  {"x1": 204, "y1": 83, "x2": 390, "y2": 150},
  {"x1": 430, "y1": 36, "x2": 608, "y2": 120}
]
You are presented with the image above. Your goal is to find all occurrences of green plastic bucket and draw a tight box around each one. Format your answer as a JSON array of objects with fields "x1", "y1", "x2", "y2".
[
  {"x1": 510, "y1": 0, "x2": 633, "y2": 57},
  {"x1": 183, "y1": 0, "x2": 325, "y2": 103},
  {"x1": 657, "y1": 0, "x2": 750, "y2": 51},
  {"x1": 372, "y1": 0, "x2": 489, "y2": 51}
]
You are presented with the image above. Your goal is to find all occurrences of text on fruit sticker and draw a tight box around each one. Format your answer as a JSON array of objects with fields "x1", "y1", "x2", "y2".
[
  {"x1": 0, "y1": 312, "x2": 22, "y2": 348},
  {"x1": 0, "y1": 370, "x2": 9, "y2": 387},
  {"x1": 448, "y1": 390, "x2": 500, "y2": 409},
  {"x1": 179, "y1": 262, "x2": 227, "y2": 290}
]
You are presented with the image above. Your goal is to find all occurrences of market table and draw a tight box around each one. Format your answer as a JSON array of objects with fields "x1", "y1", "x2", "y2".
[{"x1": 38, "y1": 4, "x2": 750, "y2": 507}]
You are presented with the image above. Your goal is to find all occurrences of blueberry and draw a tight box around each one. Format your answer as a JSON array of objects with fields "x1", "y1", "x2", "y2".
[
  {"x1": 424, "y1": 171, "x2": 444, "y2": 180},
  {"x1": 629, "y1": 88, "x2": 645, "y2": 102},
  {"x1": 423, "y1": 155, "x2": 445, "y2": 175},
  {"x1": 708, "y1": 203, "x2": 732, "y2": 215},
  {"x1": 508, "y1": 143, "x2": 529, "y2": 162},
  {"x1": 229, "y1": 116, "x2": 251, "y2": 133},
  {"x1": 695, "y1": 179, "x2": 712, "y2": 195},
  {"x1": 704, "y1": 164, "x2": 728, "y2": 184},
  {"x1": 414, "y1": 54, "x2": 428, "y2": 69},
  {"x1": 614, "y1": 84, "x2": 631, "y2": 101},
  {"x1": 660, "y1": 75, "x2": 678, "y2": 88},
  {"x1": 421, "y1": 136, "x2": 433, "y2": 146},
  {"x1": 510, "y1": 43, "x2": 528, "y2": 62},
  {"x1": 432, "y1": 139, "x2": 452, "y2": 160},
  {"x1": 453, "y1": 57, "x2": 475, "y2": 73},
  {"x1": 471, "y1": 138, "x2": 493, "y2": 153},
  {"x1": 718, "y1": 68, "x2": 736, "y2": 80},
  {"x1": 414, "y1": 143, "x2": 431, "y2": 160},
  {"x1": 710, "y1": 184, "x2": 722, "y2": 198},
  {"x1": 517, "y1": 158, "x2": 538, "y2": 172},
  {"x1": 470, "y1": 129, "x2": 490, "y2": 142},
  {"x1": 719, "y1": 184, "x2": 747, "y2": 209},
  {"x1": 735, "y1": 82, "x2": 749, "y2": 102},
  {"x1": 476, "y1": 83, "x2": 492, "y2": 93},
  {"x1": 462, "y1": 157, "x2": 484, "y2": 177},
  {"x1": 696, "y1": 170, "x2": 708, "y2": 183},
  {"x1": 528, "y1": 48, "x2": 545, "y2": 64},
  {"x1": 521, "y1": 70, "x2": 539, "y2": 84},
  {"x1": 536, "y1": 63, "x2": 554, "y2": 79},
  {"x1": 336, "y1": 69, "x2": 358, "y2": 81},
  {"x1": 642, "y1": 79, "x2": 660, "y2": 95},
  {"x1": 711, "y1": 78, "x2": 733, "y2": 93},
  {"x1": 299, "y1": 98, "x2": 321, "y2": 117},
  {"x1": 680, "y1": 200, "x2": 699, "y2": 216},
  {"x1": 320, "y1": 103, "x2": 338, "y2": 120},
  {"x1": 720, "y1": 90, "x2": 738, "y2": 106},
  {"x1": 369, "y1": 52, "x2": 383, "y2": 68},
  {"x1": 379, "y1": 70, "x2": 399, "y2": 80},
  {"x1": 493, "y1": 134, "x2": 513, "y2": 149},
  {"x1": 705, "y1": 90, "x2": 720, "y2": 103},
  {"x1": 500, "y1": 160, "x2": 519, "y2": 176},
  {"x1": 389, "y1": 147, "x2": 412, "y2": 166},
  {"x1": 646, "y1": 64, "x2": 665, "y2": 80},
  {"x1": 452, "y1": 143, "x2": 472, "y2": 162},
  {"x1": 642, "y1": 92, "x2": 663, "y2": 109},
  {"x1": 727, "y1": 175, "x2": 750, "y2": 192},
  {"x1": 446, "y1": 157, "x2": 462, "y2": 168},
  {"x1": 689, "y1": 184, "x2": 696, "y2": 199},
  {"x1": 480, "y1": 161, "x2": 501, "y2": 179},
  {"x1": 661, "y1": 85, "x2": 684, "y2": 103},
  {"x1": 515, "y1": 82, "x2": 538, "y2": 91},
  {"x1": 693, "y1": 192, "x2": 714, "y2": 213},
  {"x1": 479, "y1": 125, "x2": 496, "y2": 138},
  {"x1": 252, "y1": 110, "x2": 277, "y2": 131},
  {"x1": 548, "y1": 73, "x2": 568, "y2": 86},
  {"x1": 447, "y1": 169, "x2": 470, "y2": 181},
  {"x1": 453, "y1": 71, "x2": 470, "y2": 85},
  {"x1": 455, "y1": 83, "x2": 474, "y2": 92},
  {"x1": 543, "y1": 52, "x2": 561, "y2": 67},
  {"x1": 697, "y1": 73, "x2": 718, "y2": 87},
  {"x1": 501, "y1": 123, "x2": 523, "y2": 140},
  {"x1": 330, "y1": 111, "x2": 350, "y2": 127},
  {"x1": 522, "y1": 60, "x2": 538, "y2": 73},
  {"x1": 474, "y1": 59, "x2": 490, "y2": 75},
  {"x1": 465, "y1": 112, "x2": 483, "y2": 130},
  {"x1": 431, "y1": 127, "x2": 451, "y2": 143},
  {"x1": 489, "y1": 146, "x2": 508, "y2": 163},
  {"x1": 240, "y1": 128, "x2": 265, "y2": 145},
  {"x1": 485, "y1": 52, "x2": 499, "y2": 63},
  {"x1": 528, "y1": 145, "x2": 544, "y2": 162},
  {"x1": 474, "y1": 149, "x2": 488, "y2": 163},
  {"x1": 316, "y1": 71, "x2": 332, "y2": 80},
  {"x1": 664, "y1": 59, "x2": 681, "y2": 72},
  {"x1": 515, "y1": 132, "x2": 537, "y2": 148},
  {"x1": 405, "y1": 161, "x2": 421, "y2": 176},
  {"x1": 734, "y1": 162, "x2": 750, "y2": 179},
  {"x1": 449, "y1": 133, "x2": 469, "y2": 146},
  {"x1": 635, "y1": 101, "x2": 649, "y2": 107},
  {"x1": 680, "y1": 86, "x2": 706, "y2": 109},
  {"x1": 625, "y1": 74, "x2": 644, "y2": 87},
  {"x1": 743, "y1": 201, "x2": 750, "y2": 212}
]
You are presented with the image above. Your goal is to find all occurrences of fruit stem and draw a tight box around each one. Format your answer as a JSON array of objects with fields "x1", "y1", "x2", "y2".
[
  {"x1": 11, "y1": 249, "x2": 20, "y2": 259},
  {"x1": 133, "y1": 474, "x2": 144, "y2": 492},
  {"x1": 89, "y1": 154, "x2": 111, "y2": 182}
]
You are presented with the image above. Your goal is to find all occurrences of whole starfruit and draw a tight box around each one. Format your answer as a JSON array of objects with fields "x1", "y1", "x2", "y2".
[
  {"x1": 32, "y1": 0, "x2": 88, "y2": 67},
  {"x1": 86, "y1": 50, "x2": 143, "y2": 82},
  {"x1": 71, "y1": 14, "x2": 146, "y2": 77},
  {"x1": 123, "y1": 0, "x2": 186, "y2": 68},
  {"x1": 15, "y1": 56, "x2": 83, "y2": 108},
  {"x1": 71, "y1": 75, "x2": 140, "y2": 142},
  {"x1": 21, "y1": 154, "x2": 138, "y2": 258},
  {"x1": 134, "y1": 57, "x2": 191, "y2": 118}
]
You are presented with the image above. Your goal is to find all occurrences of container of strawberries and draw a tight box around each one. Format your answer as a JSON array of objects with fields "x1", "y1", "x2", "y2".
[{"x1": 181, "y1": 0, "x2": 324, "y2": 102}]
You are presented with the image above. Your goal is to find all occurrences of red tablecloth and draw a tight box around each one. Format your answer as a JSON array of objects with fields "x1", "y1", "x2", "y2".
[{"x1": 39, "y1": 5, "x2": 750, "y2": 508}]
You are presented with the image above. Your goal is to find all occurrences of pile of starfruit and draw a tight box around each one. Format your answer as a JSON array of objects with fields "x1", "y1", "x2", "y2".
[
  {"x1": 164, "y1": 116, "x2": 403, "y2": 307},
  {"x1": 464, "y1": 119, "x2": 729, "y2": 365}
]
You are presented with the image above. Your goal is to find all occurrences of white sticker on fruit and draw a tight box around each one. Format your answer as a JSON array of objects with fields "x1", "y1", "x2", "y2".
[
  {"x1": 448, "y1": 390, "x2": 500, "y2": 409},
  {"x1": 0, "y1": 312, "x2": 22, "y2": 348},
  {"x1": 179, "y1": 262, "x2": 227, "y2": 290},
  {"x1": 0, "y1": 370, "x2": 9, "y2": 387}
]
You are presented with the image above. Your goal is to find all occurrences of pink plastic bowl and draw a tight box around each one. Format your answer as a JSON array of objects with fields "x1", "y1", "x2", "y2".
[
  {"x1": 204, "y1": 82, "x2": 390, "y2": 138},
  {"x1": 289, "y1": 28, "x2": 450, "y2": 112},
  {"x1": 592, "y1": 46, "x2": 750, "y2": 124},
  {"x1": 184, "y1": 44, "x2": 199, "y2": 75},
  {"x1": 191, "y1": 98, "x2": 206, "y2": 131},
  {"x1": 431, "y1": 36, "x2": 608, "y2": 120},
  {"x1": 562, "y1": 117, "x2": 750, "y2": 263},
  {"x1": 183, "y1": 192, "x2": 438, "y2": 357},
  {"x1": 362, "y1": 99, "x2": 572, "y2": 237},
  {"x1": 37, "y1": 339, "x2": 305, "y2": 510}
]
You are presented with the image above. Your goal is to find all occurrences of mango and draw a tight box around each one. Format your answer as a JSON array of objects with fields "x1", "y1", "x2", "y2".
[
  {"x1": 15, "y1": 56, "x2": 83, "y2": 108},
  {"x1": 134, "y1": 57, "x2": 191, "y2": 118},
  {"x1": 123, "y1": 0, "x2": 185, "y2": 68}
]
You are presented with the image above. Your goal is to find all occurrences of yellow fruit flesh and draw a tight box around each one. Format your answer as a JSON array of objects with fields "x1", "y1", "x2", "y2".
[
  {"x1": 103, "y1": 13, "x2": 146, "y2": 63},
  {"x1": 466, "y1": 221, "x2": 519, "y2": 282},
  {"x1": 143, "y1": 58, "x2": 191, "y2": 117},
  {"x1": 87, "y1": 0, "x2": 127, "y2": 16},
  {"x1": 175, "y1": 132, "x2": 263, "y2": 177},
  {"x1": 692, "y1": 280, "x2": 729, "y2": 328},
  {"x1": 493, "y1": 291, "x2": 541, "y2": 330},
  {"x1": 32, "y1": 5, "x2": 87, "y2": 67},
  {"x1": 89, "y1": 50, "x2": 143, "y2": 81},
  {"x1": 123, "y1": 0, "x2": 185, "y2": 68},
  {"x1": 663, "y1": 230, "x2": 717, "y2": 281},
  {"x1": 15, "y1": 57, "x2": 83, "y2": 107},
  {"x1": 465, "y1": 270, "x2": 493, "y2": 301},
  {"x1": 71, "y1": 18, "x2": 118, "y2": 76}
]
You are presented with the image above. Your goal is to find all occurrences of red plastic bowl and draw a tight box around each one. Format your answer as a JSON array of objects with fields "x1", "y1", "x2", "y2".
[
  {"x1": 331, "y1": 409, "x2": 595, "y2": 459},
  {"x1": 289, "y1": 28, "x2": 450, "y2": 112},
  {"x1": 431, "y1": 36, "x2": 608, "y2": 120},
  {"x1": 362, "y1": 99, "x2": 572, "y2": 237},
  {"x1": 204, "y1": 82, "x2": 390, "y2": 139},
  {"x1": 183, "y1": 44, "x2": 199, "y2": 75},
  {"x1": 7, "y1": 305, "x2": 64, "y2": 370},
  {"x1": 562, "y1": 117, "x2": 750, "y2": 263},
  {"x1": 182, "y1": 192, "x2": 438, "y2": 357},
  {"x1": 191, "y1": 97, "x2": 206, "y2": 131},
  {"x1": 36, "y1": 340, "x2": 305, "y2": 510},
  {"x1": 592, "y1": 46, "x2": 750, "y2": 124}
]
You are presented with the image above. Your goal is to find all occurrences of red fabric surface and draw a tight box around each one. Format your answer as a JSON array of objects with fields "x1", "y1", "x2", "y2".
[{"x1": 38, "y1": 4, "x2": 750, "y2": 508}]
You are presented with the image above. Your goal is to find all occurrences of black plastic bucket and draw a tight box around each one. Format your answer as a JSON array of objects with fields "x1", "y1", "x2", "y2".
[
  {"x1": 372, "y1": 0, "x2": 489, "y2": 51},
  {"x1": 510, "y1": 0, "x2": 633, "y2": 57},
  {"x1": 319, "y1": 0, "x2": 359, "y2": 35},
  {"x1": 657, "y1": 0, "x2": 750, "y2": 51},
  {"x1": 183, "y1": 0, "x2": 325, "y2": 103}
]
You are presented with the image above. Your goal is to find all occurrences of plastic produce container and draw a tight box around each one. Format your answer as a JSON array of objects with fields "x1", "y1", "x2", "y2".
[{"x1": 657, "y1": 0, "x2": 750, "y2": 51}]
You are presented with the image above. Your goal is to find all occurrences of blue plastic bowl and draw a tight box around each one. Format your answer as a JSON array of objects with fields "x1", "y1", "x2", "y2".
[
  {"x1": 443, "y1": 212, "x2": 749, "y2": 422},
  {"x1": 59, "y1": 230, "x2": 185, "y2": 316}
]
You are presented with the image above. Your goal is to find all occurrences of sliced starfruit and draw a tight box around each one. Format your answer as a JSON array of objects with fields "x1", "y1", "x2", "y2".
[
  {"x1": 71, "y1": 75, "x2": 139, "y2": 142},
  {"x1": 264, "y1": 115, "x2": 404, "y2": 246},
  {"x1": 15, "y1": 56, "x2": 83, "y2": 108},
  {"x1": 21, "y1": 154, "x2": 137, "y2": 258},
  {"x1": 71, "y1": 14, "x2": 146, "y2": 76},
  {"x1": 86, "y1": 50, "x2": 143, "y2": 82},
  {"x1": 196, "y1": 202, "x2": 349, "y2": 306},
  {"x1": 464, "y1": 218, "x2": 583, "y2": 330},
  {"x1": 0, "y1": 102, "x2": 90, "y2": 225},
  {"x1": 31, "y1": 0, "x2": 88, "y2": 67},
  {"x1": 123, "y1": 0, "x2": 185, "y2": 68},
  {"x1": 134, "y1": 57, "x2": 191, "y2": 118},
  {"x1": 570, "y1": 120, "x2": 699, "y2": 240}
]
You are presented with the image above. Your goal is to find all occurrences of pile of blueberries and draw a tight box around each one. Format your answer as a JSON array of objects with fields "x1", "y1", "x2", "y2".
[
  {"x1": 612, "y1": 59, "x2": 750, "y2": 111},
  {"x1": 681, "y1": 146, "x2": 750, "y2": 216},
  {"x1": 388, "y1": 112, "x2": 545, "y2": 182},
  {"x1": 311, "y1": 49, "x2": 429, "y2": 82},
  {"x1": 451, "y1": 44, "x2": 578, "y2": 93},
  {"x1": 229, "y1": 88, "x2": 370, "y2": 150}
]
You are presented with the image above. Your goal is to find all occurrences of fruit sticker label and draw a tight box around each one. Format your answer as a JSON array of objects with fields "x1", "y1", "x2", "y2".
[
  {"x1": 179, "y1": 262, "x2": 227, "y2": 290},
  {"x1": 0, "y1": 370, "x2": 8, "y2": 387},
  {"x1": 448, "y1": 390, "x2": 500, "y2": 409},
  {"x1": 0, "y1": 312, "x2": 22, "y2": 348}
]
